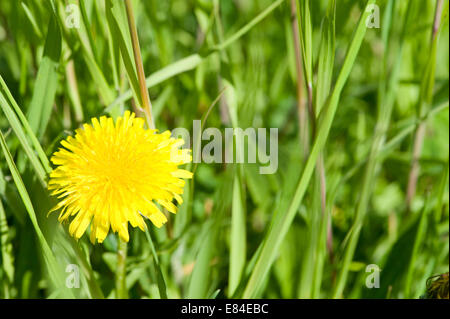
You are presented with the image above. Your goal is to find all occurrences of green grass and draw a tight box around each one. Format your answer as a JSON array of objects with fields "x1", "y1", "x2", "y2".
[{"x1": 0, "y1": 0, "x2": 448, "y2": 299}]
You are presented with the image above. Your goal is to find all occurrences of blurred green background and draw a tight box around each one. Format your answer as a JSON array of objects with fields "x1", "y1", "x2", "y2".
[{"x1": 0, "y1": 0, "x2": 448, "y2": 299}]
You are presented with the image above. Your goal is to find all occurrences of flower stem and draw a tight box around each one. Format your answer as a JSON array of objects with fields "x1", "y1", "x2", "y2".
[
  {"x1": 124, "y1": 0, "x2": 155, "y2": 129},
  {"x1": 116, "y1": 238, "x2": 128, "y2": 299}
]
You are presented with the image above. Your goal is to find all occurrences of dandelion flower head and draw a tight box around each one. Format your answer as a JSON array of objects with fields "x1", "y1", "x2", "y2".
[{"x1": 48, "y1": 111, "x2": 192, "y2": 243}]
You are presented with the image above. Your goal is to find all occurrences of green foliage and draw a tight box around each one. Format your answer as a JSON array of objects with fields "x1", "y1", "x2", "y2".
[{"x1": 0, "y1": 0, "x2": 448, "y2": 299}]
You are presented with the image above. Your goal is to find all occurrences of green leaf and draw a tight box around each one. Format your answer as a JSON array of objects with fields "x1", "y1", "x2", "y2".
[
  {"x1": 186, "y1": 221, "x2": 217, "y2": 298},
  {"x1": 315, "y1": 0, "x2": 335, "y2": 115},
  {"x1": 27, "y1": 15, "x2": 61, "y2": 139},
  {"x1": 296, "y1": 0, "x2": 313, "y2": 86},
  {"x1": 0, "y1": 75, "x2": 51, "y2": 174},
  {"x1": 0, "y1": 130, "x2": 73, "y2": 298},
  {"x1": 0, "y1": 199, "x2": 14, "y2": 288},
  {"x1": 242, "y1": 0, "x2": 376, "y2": 298},
  {"x1": 0, "y1": 92, "x2": 48, "y2": 187},
  {"x1": 105, "y1": 0, "x2": 141, "y2": 107},
  {"x1": 108, "y1": 0, "x2": 286, "y2": 110},
  {"x1": 229, "y1": 169, "x2": 246, "y2": 295}
]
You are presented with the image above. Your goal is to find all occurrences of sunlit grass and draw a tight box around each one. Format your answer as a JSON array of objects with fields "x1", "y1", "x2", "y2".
[{"x1": 0, "y1": 0, "x2": 448, "y2": 299}]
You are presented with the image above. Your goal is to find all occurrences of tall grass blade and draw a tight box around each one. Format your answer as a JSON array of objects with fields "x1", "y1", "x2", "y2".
[
  {"x1": 242, "y1": 0, "x2": 375, "y2": 298},
  {"x1": 26, "y1": 15, "x2": 61, "y2": 139},
  {"x1": 0, "y1": 130, "x2": 73, "y2": 298}
]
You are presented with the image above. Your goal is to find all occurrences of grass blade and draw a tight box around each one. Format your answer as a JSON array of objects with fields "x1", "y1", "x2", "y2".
[
  {"x1": 333, "y1": 0, "x2": 408, "y2": 298},
  {"x1": 26, "y1": 15, "x2": 61, "y2": 139},
  {"x1": 0, "y1": 130, "x2": 73, "y2": 298},
  {"x1": 242, "y1": 0, "x2": 375, "y2": 298},
  {"x1": 145, "y1": 229, "x2": 168, "y2": 299},
  {"x1": 108, "y1": 0, "x2": 285, "y2": 110},
  {"x1": 229, "y1": 167, "x2": 246, "y2": 296},
  {"x1": 105, "y1": 0, "x2": 141, "y2": 107},
  {"x1": 0, "y1": 92, "x2": 48, "y2": 186},
  {"x1": 0, "y1": 198, "x2": 14, "y2": 295}
]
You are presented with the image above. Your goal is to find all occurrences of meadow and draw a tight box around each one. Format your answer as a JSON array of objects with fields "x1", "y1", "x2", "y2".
[{"x1": 0, "y1": 0, "x2": 449, "y2": 299}]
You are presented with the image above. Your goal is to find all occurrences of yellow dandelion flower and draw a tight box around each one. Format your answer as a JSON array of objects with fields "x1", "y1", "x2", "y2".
[{"x1": 48, "y1": 111, "x2": 192, "y2": 244}]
